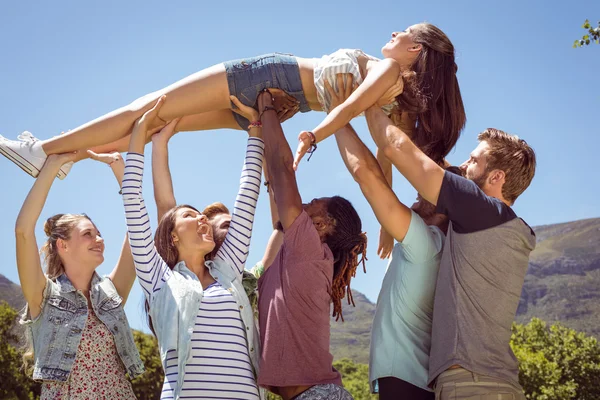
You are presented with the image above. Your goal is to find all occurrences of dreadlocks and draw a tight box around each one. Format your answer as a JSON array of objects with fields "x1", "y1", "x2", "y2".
[{"x1": 325, "y1": 196, "x2": 368, "y2": 321}]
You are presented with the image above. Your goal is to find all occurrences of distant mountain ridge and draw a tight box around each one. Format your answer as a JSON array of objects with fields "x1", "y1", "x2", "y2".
[{"x1": 2, "y1": 217, "x2": 599, "y2": 365}]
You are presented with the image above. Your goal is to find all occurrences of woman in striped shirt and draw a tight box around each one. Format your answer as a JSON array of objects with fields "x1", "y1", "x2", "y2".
[
  {"x1": 3, "y1": 23, "x2": 465, "y2": 186},
  {"x1": 122, "y1": 96, "x2": 264, "y2": 399}
]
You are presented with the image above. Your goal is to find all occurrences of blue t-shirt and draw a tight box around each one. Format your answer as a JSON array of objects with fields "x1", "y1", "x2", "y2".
[{"x1": 369, "y1": 210, "x2": 445, "y2": 392}]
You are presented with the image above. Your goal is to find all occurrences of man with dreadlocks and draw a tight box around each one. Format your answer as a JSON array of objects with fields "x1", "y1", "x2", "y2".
[{"x1": 255, "y1": 89, "x2": 367, "y2": 400}]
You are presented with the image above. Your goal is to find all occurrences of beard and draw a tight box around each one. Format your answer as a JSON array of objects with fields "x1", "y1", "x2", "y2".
[{"x1": 469, "y1": 169, "x2": 489, "y2": 190}]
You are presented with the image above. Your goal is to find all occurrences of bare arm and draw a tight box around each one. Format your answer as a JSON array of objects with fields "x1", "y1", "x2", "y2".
[
  {"x1": 335, "y1": 124, "x2": 412, "y2": 241},
  {"x1": 150, "y1": 120, "x2": 179, "y2": 221},
  {"x1": 260, "y1": 161, "x2": 284, "y2": 270},
  {"x1": 259, "y1": 92, "x2": 303, "y2": 229},
  {"x1": 365, "y1": 106, "x2": 445, "y2": 205},
  {"x1": 15, "y1": 153, "x2": 77, "y2": 319},
  {"x1": 293, "y1": 59, "x2": 401, "y2": 168}
]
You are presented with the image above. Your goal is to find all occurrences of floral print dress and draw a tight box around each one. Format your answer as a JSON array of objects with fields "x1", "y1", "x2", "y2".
[{"x1": 41, "y1": 311, "x2": 136, "y2": 400}]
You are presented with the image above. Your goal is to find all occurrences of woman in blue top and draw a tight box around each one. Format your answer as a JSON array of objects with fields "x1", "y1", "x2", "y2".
[
  {"x1": 122, "y1": 96, "x2": 265, "y2": 399},
  {"x1": 15, "y1": 148, "x2": 144, "y2": 399}
]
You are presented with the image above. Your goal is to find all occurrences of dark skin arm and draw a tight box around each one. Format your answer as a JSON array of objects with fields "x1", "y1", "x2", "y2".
[{"x1": 258, "y1": 91, "x2": 303, "y2": 230}]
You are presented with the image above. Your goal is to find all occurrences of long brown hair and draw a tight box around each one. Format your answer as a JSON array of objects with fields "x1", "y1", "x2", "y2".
[
  {"x1": 325, "y1": 196, "x2": 368, "y2": 321},
  {"x1": 395, "y1": 22, "x2": 466, "y2": 164},
  {"x1": 145, "y1": 204, "x2": 201, "y2": 334}
]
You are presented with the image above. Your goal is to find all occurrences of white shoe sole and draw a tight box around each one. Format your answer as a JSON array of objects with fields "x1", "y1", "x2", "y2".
[{"x1": 0, "y1": 141, "x2": 40, "y2": 178}]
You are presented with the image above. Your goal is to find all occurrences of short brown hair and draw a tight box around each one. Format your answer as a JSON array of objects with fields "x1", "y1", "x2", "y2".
[
  {"x1": 202, "y1": 202, "x2": 230, "y2": 219},
  {"x1": 478, "y1": 128, "x2": 536, "y2": 204}
]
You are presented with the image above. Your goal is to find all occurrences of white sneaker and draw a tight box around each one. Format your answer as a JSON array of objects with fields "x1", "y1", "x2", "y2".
[
  {"x1": 0, "y1": 132, "x2": 73, "y2": 179},
  {"x1": 0, "y1": 131, "x2": 47, "y2": 178},
  {"x1": 57, "y1": 161, "x2": 73, "y2": 180}
]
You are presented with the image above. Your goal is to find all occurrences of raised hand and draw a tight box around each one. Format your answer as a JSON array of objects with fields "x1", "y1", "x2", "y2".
[
  {"x1": 230, "y1": 95, "x2": 259, "y2": 123},
  {"x1": 151, "y1": 118, "x2": 180, "y2": 145},
  {"x1": 87, "y1": 150, "x2": 122, "y2": 165},
  {"x1": 269, "y1": 88, "x2": 300, "y2": 123},
  {"x1": 377, "y1": 227, "x2": 394, "y2": 259},
  {"x1": 376, "y1": 75, "x2": 403, "y2": 107}
]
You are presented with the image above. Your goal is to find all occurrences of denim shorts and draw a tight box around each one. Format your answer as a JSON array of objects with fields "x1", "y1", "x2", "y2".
[{"x1": 224, "y1": 53, "x2": 311, "y2": 130}]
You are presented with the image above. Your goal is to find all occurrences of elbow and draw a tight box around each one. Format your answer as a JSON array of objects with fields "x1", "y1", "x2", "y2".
[
  {"x1": 15, "y1": 219, "x2": 32, "y2": 238},
  {"x1": 381, "y1": 128, "x2": 410, "y2": 161},
  {"x1": 351, "y1": 157, "x2": 382, "y2": 188}
]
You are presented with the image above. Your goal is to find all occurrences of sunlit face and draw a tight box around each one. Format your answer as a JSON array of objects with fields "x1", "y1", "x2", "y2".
[
  {"x1": 172, "y1": 207, "x2": 215, "y2": 254},
  {"x1": 209, "y1": 212, "x2": 232, "y2": 250},
  {"x1": 460, "y1": 141, "x2": 491, "y2": 189},
  {"x1": 381, "y1": 24, "x2": 422, "y2": 67},
  {"x1": 60, "y1": 219, "x2": 105, "y2": 269}
]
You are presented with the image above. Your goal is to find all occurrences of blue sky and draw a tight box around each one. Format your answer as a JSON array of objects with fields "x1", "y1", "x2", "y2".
[{"x1": 0, "y1": 0, "x2": 598, "y2": 332}]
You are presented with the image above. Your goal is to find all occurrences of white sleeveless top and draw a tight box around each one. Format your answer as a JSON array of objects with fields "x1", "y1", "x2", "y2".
[{"x1": 313, "y1": 48, "x2": 396, "y2": 115}]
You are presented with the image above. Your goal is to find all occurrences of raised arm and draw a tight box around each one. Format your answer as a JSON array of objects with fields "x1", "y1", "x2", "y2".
[
  {"x1": 259, "y1": 161, "x2": 284, "y2": 271},
  {"x1": 258, "y1": 91, "x2": 304, "y2": 229},
  {"x1": 335, "y1": 124, "x2": 412, "y2": 242},
  {"x1": 15, "y1": 153, "x2": 77, "y2": 319},
  {"x1": 293, "y1": 60, "x2": 401, "y2": 169},
  {"x1": 86, "y1": 150, "x2": 137, "y2": 304},
  {"x1": 365, "y1": 105, "x2": 445, "y2": 205},
  {"x1": 122, "y1": 97, "x2": 173, "y2": 299},
  {"x1": 213, "y1": 96, "x2": 264, "y2": 276},
  {"x1": 151, "y1": 119, "x2": 179, "y2": 220}
]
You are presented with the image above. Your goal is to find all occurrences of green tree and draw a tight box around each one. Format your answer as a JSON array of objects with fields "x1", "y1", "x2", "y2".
[
  {"x1": 130, "y1": 330, "x2": 164, "y2": 400},
  {"x1": 334, "y1": 358, "x2": 377, "y2": 400},
  {"x1": 511, "y1": 318, "x2": 600, "y2": 399},
  {"x1": 573, "y1": 19, "x2": 600, "y2": 47},
  {"x1": 0, "y1": 301, "x2": 40, "y2": 400}
]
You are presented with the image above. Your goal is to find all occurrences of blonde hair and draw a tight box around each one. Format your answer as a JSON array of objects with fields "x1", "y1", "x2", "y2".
[
  {"x1": 23, "y1": 213, "x2": 94, "y2": 370},
  {"x1": 40, "y1": 213, "x2": 94, "y2": 279}
]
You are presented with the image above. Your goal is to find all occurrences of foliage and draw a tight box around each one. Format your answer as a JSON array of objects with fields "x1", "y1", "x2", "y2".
[
  {"x1": 0, "y1": 301, "x2": 40, "y2": 400},
  {"x1": 131, "y1": 330, "x2": 164, "y2": 400},
  {"x1": 511, "y1": 318, "x2": 600, "y2": 399},
  {"x1": 573, "y1": 20, "x2": 600, "y2": 47}
]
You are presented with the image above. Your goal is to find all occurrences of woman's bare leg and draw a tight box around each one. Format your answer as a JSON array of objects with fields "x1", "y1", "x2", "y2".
[
  {"x1": 73, "y1": 110, "x2": 241, "y2": 161},
  {"x1": 41, "y1": 64, "x2": 232, "y2": 155}
]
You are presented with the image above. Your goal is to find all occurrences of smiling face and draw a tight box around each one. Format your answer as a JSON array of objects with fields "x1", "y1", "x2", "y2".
[
  {"x1": 171, "y1": 207, "x2": 215, "y2": 256},
  {"x1": 381, "y1": 24, "x2": 423, "y2": 67},
  {"x1": 57, "y1": 218, "x2": 105, "y2": 271}
]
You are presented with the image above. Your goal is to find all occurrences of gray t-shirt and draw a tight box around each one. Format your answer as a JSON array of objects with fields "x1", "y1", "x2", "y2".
[{"x1": 428, "y1": 172, "x2": 536, "y2": 388}]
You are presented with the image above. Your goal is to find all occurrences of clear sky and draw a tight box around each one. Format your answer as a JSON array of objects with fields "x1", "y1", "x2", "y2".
[{"x1": 1, "y1": 0, "x2": 598, "y2": 332}]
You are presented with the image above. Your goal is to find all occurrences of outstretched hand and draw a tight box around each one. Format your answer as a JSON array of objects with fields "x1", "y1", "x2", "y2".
[
  {"x1": 151, "y1": 118, "x2": 180, "y2": 145},
  {"x1": 377, "y1": 227, "x2": 394, "y2": 259},
  {"x1": 376, "y1": 75, "x2": 404, "y2": 107},
  {"x1": 230, "y1": 96, "x2": 259, "y2": 123},
  {"x1": 45, "y1": 152, "x2": 79, "y2": 168},
  {"x1": 87, "y1": 150, "x2": 122, "y2": 166},
  {"x1": 293, "y1": 74, "x2": 356, "y2": 170}
]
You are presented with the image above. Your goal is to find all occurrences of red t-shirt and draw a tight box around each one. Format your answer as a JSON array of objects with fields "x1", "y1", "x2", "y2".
[{"x1": 257, "y1": 211, "x2": 342, "y2": 390}]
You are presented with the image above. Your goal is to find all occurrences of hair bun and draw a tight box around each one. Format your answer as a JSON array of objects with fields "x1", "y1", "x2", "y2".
[{"x1": 44, "y1": 214, "x2": 65, "y2": 237}]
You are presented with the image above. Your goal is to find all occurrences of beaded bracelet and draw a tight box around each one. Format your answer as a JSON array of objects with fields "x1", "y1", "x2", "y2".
[
  {"x1": 248, "y1": 121, "x2": 262, "y2": 130},
  {"x1": 306, "y1": 131, "x2": 318, "y2": 162},
  {"x1": 259, "y1": 106, "x2": 277, "y2": 120}
]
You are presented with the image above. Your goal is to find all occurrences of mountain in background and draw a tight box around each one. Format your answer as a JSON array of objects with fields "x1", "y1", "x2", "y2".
[{"x1": 2, "y1": 217, "x2": 599, "y2": 365}]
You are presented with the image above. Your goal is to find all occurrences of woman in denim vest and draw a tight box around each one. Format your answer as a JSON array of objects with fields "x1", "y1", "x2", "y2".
[
  {"x1": 122, "y1": 97, "x2": 264, "y2": 399},
  {"x1": 16, "y1": 150, "x2": 144, "y2": 399}
]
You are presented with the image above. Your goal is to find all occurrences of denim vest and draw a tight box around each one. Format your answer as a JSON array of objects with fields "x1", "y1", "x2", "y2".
[
  {"x1": 149, "y1": 259, "x2": 263, "y2": 400},
  {"x1": 20, "y1": 272, "x2": 145, "y2": 382}
]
